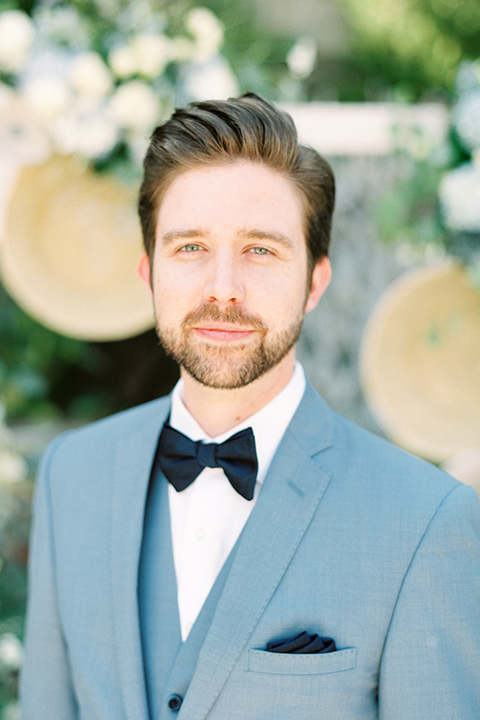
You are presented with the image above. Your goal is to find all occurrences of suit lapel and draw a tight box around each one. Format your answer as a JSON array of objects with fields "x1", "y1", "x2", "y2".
[
  {"x1": 178, "y1": 383, "x2": 335, "y2": 720},
  {"x1": 111, "y1": 400, "x2": 169, "y2": 720}
]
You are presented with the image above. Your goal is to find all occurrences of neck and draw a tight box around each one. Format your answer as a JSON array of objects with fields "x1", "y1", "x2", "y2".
[{"x1": 180, "y1": 351, "x2": 296, "y2": 437}]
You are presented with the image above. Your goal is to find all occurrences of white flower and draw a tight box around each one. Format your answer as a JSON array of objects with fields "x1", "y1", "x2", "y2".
[
  {"x1": 116, "y1": 1, "x2": 165, "y2": 36},
  {"x1": 287, "y1": 37, "x2": 317, "y2": 79},
  {"x1": 0, "y1": 92, "x2": 50, "y2": 163},
  {"x1": 108, "y1": 80, "x2": 158, "y2": 130},
  {"x1": 22, "y1": 75, "x2": 71, "y2": 124},
  {"x1": 0, "y1": 10, "x2": 35, "y2": 73},
  {"x1": 453, "y1": 91, "x2": 480, "y2": 151},
  {"x1": 0, "y1": 634, "x2": 22, "y2": 670},
  {"x1": 33, "y1": 6, "x2": 89, "y2": 48},
  {"x1": 21, "y1": 47, "x2": 70, "y2": 85},
  {"x1": 171, "y1": 37, "x2": 195, "y2": 63},
  {"x1": 181, "y1": 56, "x2": 238, "y2": 102},
  {"x1": 455, "y1": 61, "x2": 480, "y2": 94},
  {"x1": 131, "y1": 34, "x2": 171, "y2": 78},
  {"x1": 0, "y1": 449, "x2": 28, "y2": 484},
  {"x1": 185, "y1": 7, "x2": 224, "y2": 61},
  {"x1": 108, "y1": 45, "x2": 138, "y2": 79},
  {"x1": 126, "y1": 129, "x2": 151, "y2": 166},
  {"x1": 110, "y1": 35, "x2": 172, "y2": 80},
  {"x1": 186, "y1": 7, "x2": 223, "y2": 41},
  {"x1": 52, "y1": 102, "x2": 119, "y2": 159},
  {"x1": 439, "y1": 163, "x2": 480, "y2": 233},
  {"x1": 69, "y1": 52, "x2": 113, "y2": 100}
]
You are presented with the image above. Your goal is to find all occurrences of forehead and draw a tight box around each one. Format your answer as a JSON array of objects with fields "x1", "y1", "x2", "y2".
[{"x1": 155, "y1": 161, "x2": 306, "y2": 239}]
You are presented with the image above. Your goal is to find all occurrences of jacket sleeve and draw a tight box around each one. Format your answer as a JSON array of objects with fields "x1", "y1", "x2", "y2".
[
  {"x1": 378, "y1": 482, "x2": 480, "y2": 719},
  {"x1": 20, "y1": 437, "x2": 78, "y2": 720}
]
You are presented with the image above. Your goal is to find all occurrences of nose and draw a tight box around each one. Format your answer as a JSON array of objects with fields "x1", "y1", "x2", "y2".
[{"x1": 203, "y1": 253, "x2": 245, "y2": 305}]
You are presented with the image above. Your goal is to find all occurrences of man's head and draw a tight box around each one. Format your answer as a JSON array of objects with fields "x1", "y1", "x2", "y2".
[
  {"x1": 138, "y1": 93, "x2": 335, "y2": 278},
  {"x1": 137, "y1": 94, "x2": 335, "y2": 392}
]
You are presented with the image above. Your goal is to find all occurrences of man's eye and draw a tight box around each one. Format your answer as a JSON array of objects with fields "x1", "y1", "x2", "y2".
[
  {"x1": 249, "y1": 247, "x2": 271, "y2": 255},
  {"x1": 181, "y1": 244, "x2": 202, "y2": 252}
]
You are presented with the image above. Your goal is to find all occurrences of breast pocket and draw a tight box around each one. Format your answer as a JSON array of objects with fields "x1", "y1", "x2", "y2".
[{"x1": 246, "y1": 647, "x2": 357, "y2": 675}]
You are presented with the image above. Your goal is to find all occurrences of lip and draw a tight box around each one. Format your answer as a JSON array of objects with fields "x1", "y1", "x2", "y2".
[{"x1": 192, "y1": 325, "x2": 256, "y2": 342}]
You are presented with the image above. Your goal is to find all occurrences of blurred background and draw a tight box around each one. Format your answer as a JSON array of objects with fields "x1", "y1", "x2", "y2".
[{"x1": 0, "y1": 0, "x2": 479, "y2": 715}]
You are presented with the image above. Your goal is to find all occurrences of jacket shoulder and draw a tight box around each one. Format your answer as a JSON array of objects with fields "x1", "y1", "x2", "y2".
[
  {"x1": 329, "y1": 408, "x2": 463, "y2": 513},
  {"x1": 294, "y1": 382, "x2": 459, "y2": 503},
  {"x1": 40, "y1": 395, "x2": 170, "y2": 477}
]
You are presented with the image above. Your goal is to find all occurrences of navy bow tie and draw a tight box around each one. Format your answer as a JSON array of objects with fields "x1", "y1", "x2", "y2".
[{"x1": 157, "y1": 424, "x2": 258, "y2": 501}]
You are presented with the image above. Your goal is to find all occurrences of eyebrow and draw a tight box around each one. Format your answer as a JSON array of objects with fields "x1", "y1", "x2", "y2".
[
  {"x1": 160, "y1": 229, "x2": 207, "y2": 246},
  {"x1": 160, "y1": 227, "x2": 295, "y2": 250},
  {"x1": 238, "y1": 228, "x2": 295, "y2": 250}
]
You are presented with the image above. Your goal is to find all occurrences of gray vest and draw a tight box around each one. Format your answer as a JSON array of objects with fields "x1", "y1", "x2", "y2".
[{"x1": 139, "y1": 467, "x2": 236, "y2": 720}]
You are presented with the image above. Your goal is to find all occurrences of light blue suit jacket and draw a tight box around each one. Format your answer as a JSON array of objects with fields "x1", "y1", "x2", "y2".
[{"x1": 21, "y1": 382, "x2": 480, "y2": 719}]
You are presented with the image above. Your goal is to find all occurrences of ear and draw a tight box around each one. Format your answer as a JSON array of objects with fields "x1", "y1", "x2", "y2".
[
  {"x1": 305, "y1": 256, "x2": 331, "y2": 313},
  {"x1": 137, "y1": 251, "x2": 153, "y2": 296}
]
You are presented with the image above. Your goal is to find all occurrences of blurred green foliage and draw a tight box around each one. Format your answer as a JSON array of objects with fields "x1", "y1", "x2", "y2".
[
  {"x1": 0, "y1": 285, "x2": 98, "y2": 420},
  {"x1": 200, "y1": 0, "x2": 297, "y2": 98},
  {"x1": 375, "y1": 56, "x2": 480, "y2": 285},
  {"x1": 373, "y1": 121, "x2": 460, "y2": 253},
  {"x1": 375, "y1": 153, "x2": 446, "y2": 251},
  {"x1": 0, "y1": 283, "x2": 179, "y2": 422},
  {"x1": 0, "y1": 470, "x2": 32, "y2": 716},
  {"x1": 336, "y1": 0, "x2": 480, "y2": 100}
]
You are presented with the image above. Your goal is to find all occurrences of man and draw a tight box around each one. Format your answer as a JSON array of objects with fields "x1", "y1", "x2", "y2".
[{"x1": 21, "y1": 94, "x2": 480, "y2": 719}]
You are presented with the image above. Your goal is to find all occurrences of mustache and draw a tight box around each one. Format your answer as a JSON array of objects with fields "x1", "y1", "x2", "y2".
[{"x1": 182, "y1": 303, "x2": 267, "y2": 331}]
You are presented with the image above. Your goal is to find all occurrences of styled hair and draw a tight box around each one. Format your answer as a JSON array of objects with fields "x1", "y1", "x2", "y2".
[{"x1": 138, "y1": 93, "x2": 335, "y2": 274}]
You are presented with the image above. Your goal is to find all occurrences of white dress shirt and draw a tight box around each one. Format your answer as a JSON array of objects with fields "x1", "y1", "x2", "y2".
[{"x1": 168, "y1": 362, "x2": 306, "y2": 640}]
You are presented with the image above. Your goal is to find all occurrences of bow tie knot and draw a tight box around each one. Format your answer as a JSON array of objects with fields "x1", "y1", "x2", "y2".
[
  {"x1": 157, "y1": 423, "x2": 258, "y2": 501},
  {"x1": 196, "y1": 441, "x2": 218, "y2": 469}
]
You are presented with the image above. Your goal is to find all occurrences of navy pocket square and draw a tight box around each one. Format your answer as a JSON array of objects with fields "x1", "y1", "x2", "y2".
[{"x1": 265, "y1": 631, "x2": 337, "y2": 654}]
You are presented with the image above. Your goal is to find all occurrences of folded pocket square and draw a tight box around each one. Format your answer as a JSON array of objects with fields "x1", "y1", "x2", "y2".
[{"x1": 265, "y1": 631, "x2": 337, "y2": 654}]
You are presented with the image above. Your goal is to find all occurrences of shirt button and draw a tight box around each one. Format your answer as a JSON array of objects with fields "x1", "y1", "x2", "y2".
[
  {"x1": 168, "y1": 694, "x2": 183, "y2": 711},
  {"x1": 196, "y1": 528, "x2": 205, "y2": 540}
]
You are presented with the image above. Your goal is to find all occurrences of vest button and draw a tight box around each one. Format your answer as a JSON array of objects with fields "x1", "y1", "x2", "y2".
[{"x1": 168, "y1": 694, "x2": 183, "y2": 711}]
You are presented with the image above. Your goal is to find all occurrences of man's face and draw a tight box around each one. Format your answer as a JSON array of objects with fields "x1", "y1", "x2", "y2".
[{"x1": 139, "y1": 160, "x2": 330, "y2": 389}]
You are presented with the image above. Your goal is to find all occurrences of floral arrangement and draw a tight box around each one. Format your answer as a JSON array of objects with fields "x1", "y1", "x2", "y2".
[
  {"x1": 0, "y1": 0, "x2": 238, "y2": 178},
  {"x1": 376, "y1": 60, "x2": 480, "y2": 285}
]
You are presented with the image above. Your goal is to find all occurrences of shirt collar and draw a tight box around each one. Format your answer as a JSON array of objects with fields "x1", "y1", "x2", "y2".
[{"x1": 169, "y1": 362, "x2": 306, "y2": 485}]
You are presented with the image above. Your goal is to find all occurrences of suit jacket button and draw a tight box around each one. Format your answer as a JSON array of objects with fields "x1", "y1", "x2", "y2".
[{"x1": 168, "y1": 694, "x2": 183, "y2": 711}]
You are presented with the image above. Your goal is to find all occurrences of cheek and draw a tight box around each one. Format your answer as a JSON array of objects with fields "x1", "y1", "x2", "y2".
[
  {"x1": 267, "y1": 269, "x2": 309, "y2": 309},
  {"x1": 152, "y1": 269, "x2": 202, "y2": 320},
  {"x1": 248, "y1": 278, "x2": 305, "y2": 325},
  {"x1": 152, "y1": 263, "x2": 183, "y2": 295}
]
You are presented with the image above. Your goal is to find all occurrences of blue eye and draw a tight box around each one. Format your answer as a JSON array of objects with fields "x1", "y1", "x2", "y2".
[
  {"x1": 250, "y1": 247, "x2": 270, "y2": 255},
  {"x1": 182, "y1": 244, "x2": 201, "y2": 252}
]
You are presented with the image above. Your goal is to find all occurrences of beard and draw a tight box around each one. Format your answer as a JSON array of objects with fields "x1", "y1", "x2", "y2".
[{"x1": 155, "y1": 302, "x2": 304, "y2": 389}]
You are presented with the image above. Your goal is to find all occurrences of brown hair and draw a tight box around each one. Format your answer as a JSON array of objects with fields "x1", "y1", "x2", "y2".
[{"x1": 138, "y1": 93, "x2": 335, "y2": 275}]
